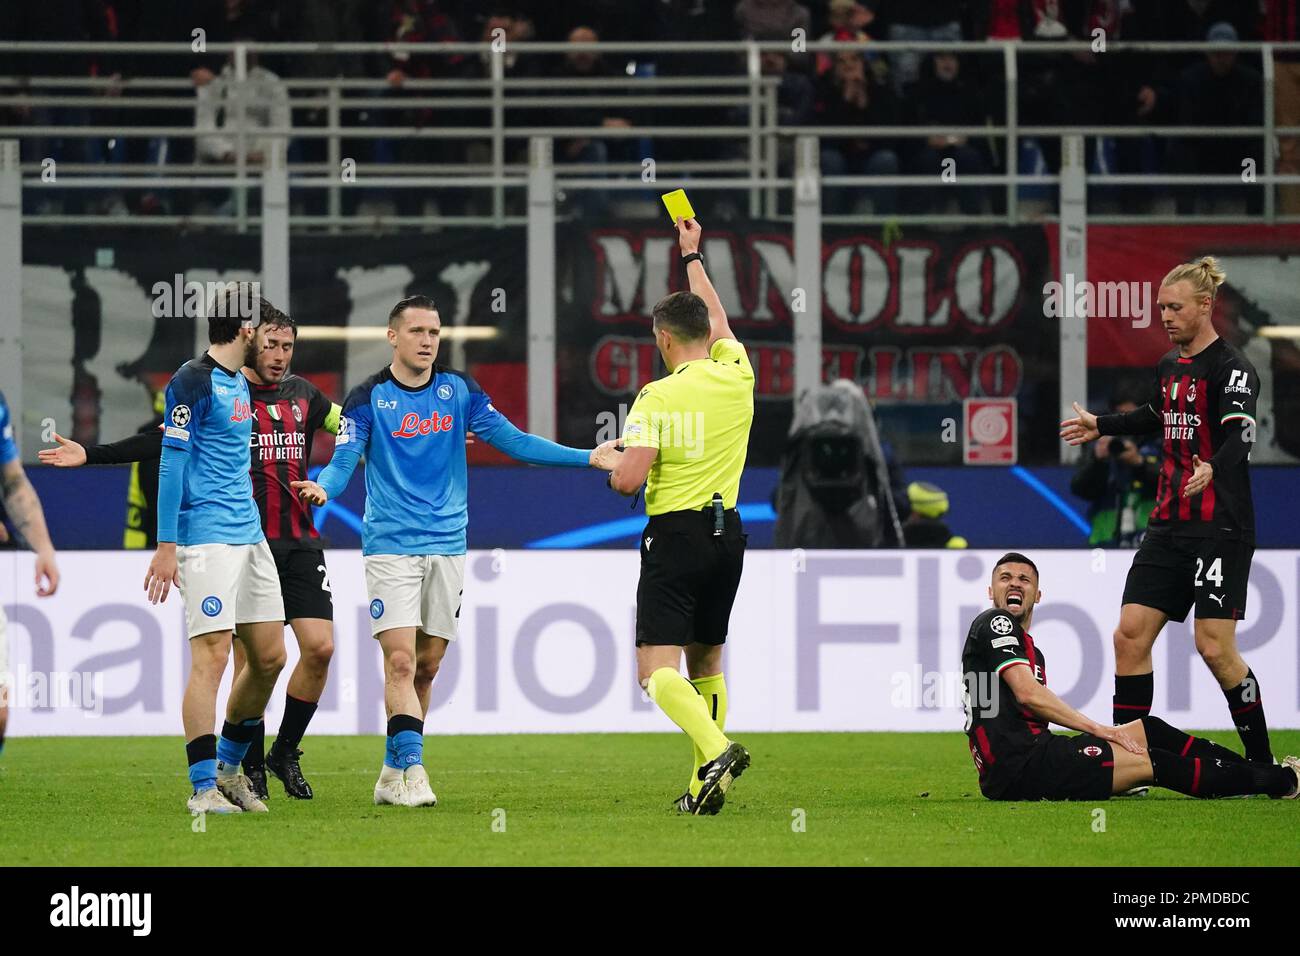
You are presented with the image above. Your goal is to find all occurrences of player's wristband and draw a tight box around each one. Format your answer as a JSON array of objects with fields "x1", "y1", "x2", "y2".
[{"x1": 682, "y1": 252, "x2": 704, "y2": 267}]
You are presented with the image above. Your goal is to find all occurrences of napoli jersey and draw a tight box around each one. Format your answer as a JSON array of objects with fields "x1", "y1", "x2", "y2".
[
  {"x1": 332, "y1": 366, "x2": 515, "y2": 556},
  {"x1": 161, "y1": 353, "x2": 263, "y2": 546},
  {"x1": 0, "y1": 389, "x2": 18, "y2": 466}
]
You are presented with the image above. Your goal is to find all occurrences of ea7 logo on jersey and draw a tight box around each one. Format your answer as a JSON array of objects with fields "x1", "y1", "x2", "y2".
[
  {"x1": 377, "y1": 399, "x2": 398, "y2": 410},
  {"x1": 989, "y1": 614, "x2": 1014, "y2": 636},
  {"x1": 1226, "y1": 369, "x2": 1252, "y2": 395}
]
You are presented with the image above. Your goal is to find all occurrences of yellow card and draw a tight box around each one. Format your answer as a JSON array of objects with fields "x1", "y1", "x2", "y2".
[{"x1": 661, "y1": 189, "x2": 695, "y2": 223}]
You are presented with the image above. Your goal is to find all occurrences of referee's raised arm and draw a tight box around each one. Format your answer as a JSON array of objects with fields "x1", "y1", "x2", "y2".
[{"x1": 677, "y1": 217, "x2": 736, "y2": 344}]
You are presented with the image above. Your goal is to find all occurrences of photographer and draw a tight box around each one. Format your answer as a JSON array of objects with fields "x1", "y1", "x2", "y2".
[{"x1": 1070, "y1": 387, "x2": 1161, "y2": 548}]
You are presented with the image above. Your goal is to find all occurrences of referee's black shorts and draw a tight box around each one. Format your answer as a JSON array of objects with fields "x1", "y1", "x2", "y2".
[{"x1": 635, "y1": 507, "x2": 746, "y2": 647}]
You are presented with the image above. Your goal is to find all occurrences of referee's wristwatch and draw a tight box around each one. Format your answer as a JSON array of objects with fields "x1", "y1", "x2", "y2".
[{"x1": 682, "y1": 252, "x2": 704, "y2": 267}]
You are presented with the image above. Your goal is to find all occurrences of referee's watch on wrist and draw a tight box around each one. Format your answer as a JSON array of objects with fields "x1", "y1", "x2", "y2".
[{"x1": 682, "y1": 252, "x2": 704, "y2": 268}]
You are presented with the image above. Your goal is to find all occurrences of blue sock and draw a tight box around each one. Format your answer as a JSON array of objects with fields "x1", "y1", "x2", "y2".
[
  {"x1": 392, "y1": 730, "x2": 423, "y2": 769},
  {"x1": 215, "y1": 718, "x2": 261, "y2": 773},
  {"x1": 189, "y1": 758, "x2": 218, "y2": 792},
  {"x1": 384, "y1": 735, "x2": 400, "y2": 770}
]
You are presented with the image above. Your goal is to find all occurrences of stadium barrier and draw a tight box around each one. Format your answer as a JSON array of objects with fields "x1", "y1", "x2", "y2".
[{"x1": 4, "y1": 548, "x2": 1297, "y2": 736}]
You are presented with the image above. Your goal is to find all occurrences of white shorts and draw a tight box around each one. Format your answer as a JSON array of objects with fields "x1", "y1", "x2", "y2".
[
  {"x1": 179, "y1": 540, "x2": 285, "y2": 639},
  {"x1": 364, "y1": 553, "x2": 465, "y2": 640}
]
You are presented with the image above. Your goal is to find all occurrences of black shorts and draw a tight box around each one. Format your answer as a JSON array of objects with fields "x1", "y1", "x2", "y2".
[
  {"x1": 991, "y1": 734, "x2": 1114, "y2": 801},
  {"x1": 635, "y1": 507, "x2": 746, "y2": 647},
  {"x1": 1122, "y1": 530, "x2": 1254, "y2": 622},
  {"x1": 273, "y1": 547, "x2": 334, "y2": 622}
]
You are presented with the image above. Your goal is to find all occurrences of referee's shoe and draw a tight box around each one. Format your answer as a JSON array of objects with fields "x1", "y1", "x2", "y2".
[{"x1": 678, "y1": 742, "x2": 752, "y2": 815}]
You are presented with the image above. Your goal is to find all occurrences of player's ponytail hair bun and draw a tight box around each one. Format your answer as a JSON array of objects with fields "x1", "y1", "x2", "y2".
[{"x1": 1162, "y1": 255, "x2": 1226, "y2": 302}]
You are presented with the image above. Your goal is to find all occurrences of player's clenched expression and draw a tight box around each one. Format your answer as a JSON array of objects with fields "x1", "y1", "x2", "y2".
[
  {"x1": 388, "y1": 307, "x2": 441, "y2": 373},
  {"x1": 988, "y1": 563, "x2": 1040, "y2": 623},
  {"x1": 1157, "y1": 279, "x2": 1211, "y2": 346},
  {"x1": 253, "y1": 325, "x2": 295, "y2": 383}
]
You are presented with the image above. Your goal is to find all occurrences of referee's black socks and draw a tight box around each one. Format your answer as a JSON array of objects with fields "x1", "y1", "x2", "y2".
[
  {"x1": 1222, "y1": 668, "x2": 1273, "y2": 763},
  {"x1": 1112, "y1": 672, "x2": 1153, "y2": 725}
]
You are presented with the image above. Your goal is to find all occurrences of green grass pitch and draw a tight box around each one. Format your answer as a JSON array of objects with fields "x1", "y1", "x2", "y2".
[{"x1": 2, "y1": 732, "x2": 1298, "y2": 866}]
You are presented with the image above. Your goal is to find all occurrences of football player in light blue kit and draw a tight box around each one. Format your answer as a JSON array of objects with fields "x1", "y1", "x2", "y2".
[
  {"x1": 0, "y1": 389, "x2": 61, "y2": 760},
  {"x1": 143, "y1": 296, "x2": 287, "y2": 815},
  {"x1": 293, "y1": 295, "x2": 621, "y2": 806}
]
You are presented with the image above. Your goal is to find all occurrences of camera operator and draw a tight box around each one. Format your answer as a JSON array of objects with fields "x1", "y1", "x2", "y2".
[{"x1": 1070, "y1": 387, "x2": 1162, "y2": 548}]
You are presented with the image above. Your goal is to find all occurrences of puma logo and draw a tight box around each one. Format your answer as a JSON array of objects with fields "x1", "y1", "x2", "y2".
[
  {"x1": 1232, "y1": 400, "x2": 1245, "y2": 409},
  {"x1": 1208, "y1": 593, "x2": 1225, "y2": 607}
]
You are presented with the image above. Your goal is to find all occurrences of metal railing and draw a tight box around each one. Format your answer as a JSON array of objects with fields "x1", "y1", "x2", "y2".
[{"x1": 2, "y1": 39, "x2": 1299, "y2": 230}]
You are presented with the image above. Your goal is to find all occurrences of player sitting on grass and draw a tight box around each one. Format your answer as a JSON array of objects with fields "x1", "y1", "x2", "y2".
[{"x1": 963, "y1": 552, "x2": 1299, "y2": 801}]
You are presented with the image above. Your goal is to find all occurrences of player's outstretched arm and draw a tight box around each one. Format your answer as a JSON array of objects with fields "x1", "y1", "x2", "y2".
[
  {"x1": 2, "y1": 458, "x2": 59, "y2": 596},
  {"x1": 298, "y1": 443, "x2": 361, "y2": 505},
  {"x1": 299, "y1": 399, "x2": 369, "y2": 503},
  {"x1": 1002, "y1": 665, "x2": 1144, "y2": 753},
  {"x1": 472, "y1": 414, "x2": 607, "y2": 469},
  {"x1": 1059, "y1": 402, "x2": 1101, "y2": 445},
  {"x1": 677, "y1": 217, "x2": 735, "y2": 345},
  {"x1": 38, "y1": 428, "x2": 163, "y2": 467}
]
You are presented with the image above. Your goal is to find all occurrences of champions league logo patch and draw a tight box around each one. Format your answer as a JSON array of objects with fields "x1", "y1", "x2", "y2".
[
  {"x1": 990, "y1": 614, "x2": 1014, "y2": 636},
  {"x1": 170, "y1": 405, "x2": 191, "y2": 427},
  {"x1": 437, "y1": 383, "x2": 453, "y2": 401}
]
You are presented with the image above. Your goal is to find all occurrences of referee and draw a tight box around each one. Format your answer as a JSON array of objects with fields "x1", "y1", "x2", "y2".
[{"x1": 609, "y1": 216, "x2": 754, "y2": 815}]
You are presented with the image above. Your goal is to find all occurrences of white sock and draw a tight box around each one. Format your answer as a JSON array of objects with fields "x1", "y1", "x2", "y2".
[{"x1": 379, "y1": 764, "x2": 403, "y2": 785}]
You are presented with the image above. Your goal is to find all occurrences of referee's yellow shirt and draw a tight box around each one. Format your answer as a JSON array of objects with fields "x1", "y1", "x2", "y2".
[{"x1": 621, "y1": 337, "x2": 755, "y2": 516}]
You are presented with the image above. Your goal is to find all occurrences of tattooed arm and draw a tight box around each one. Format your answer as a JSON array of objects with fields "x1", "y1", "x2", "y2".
[{"x1": 2, "y1": 458, "x2": 59, "y2": 596}]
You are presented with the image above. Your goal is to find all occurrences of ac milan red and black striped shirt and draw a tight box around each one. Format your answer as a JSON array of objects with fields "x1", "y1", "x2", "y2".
[
  {"x1": 1097, "y1": 338, "x2": 1257, "y2": 539},
  {"x1": 85, "y1": 373, "x2": 339, "y2": 552},
  {"x1": 248, "y1": 375, "x2": 337, "y2": 552},
  {"x1": 961, "y1": 607, "x2": 1048, "y2": 799}
]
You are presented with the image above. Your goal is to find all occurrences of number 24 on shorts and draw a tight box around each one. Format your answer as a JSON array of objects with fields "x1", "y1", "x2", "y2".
[{"x1": 1194, "y1": 557, "x2": 1223, "y2": 588}]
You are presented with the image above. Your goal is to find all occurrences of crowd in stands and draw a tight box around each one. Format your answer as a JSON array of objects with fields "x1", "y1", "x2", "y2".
[{"x1": 4, "y1": 0, "x2": 1299, "y2": 218}]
